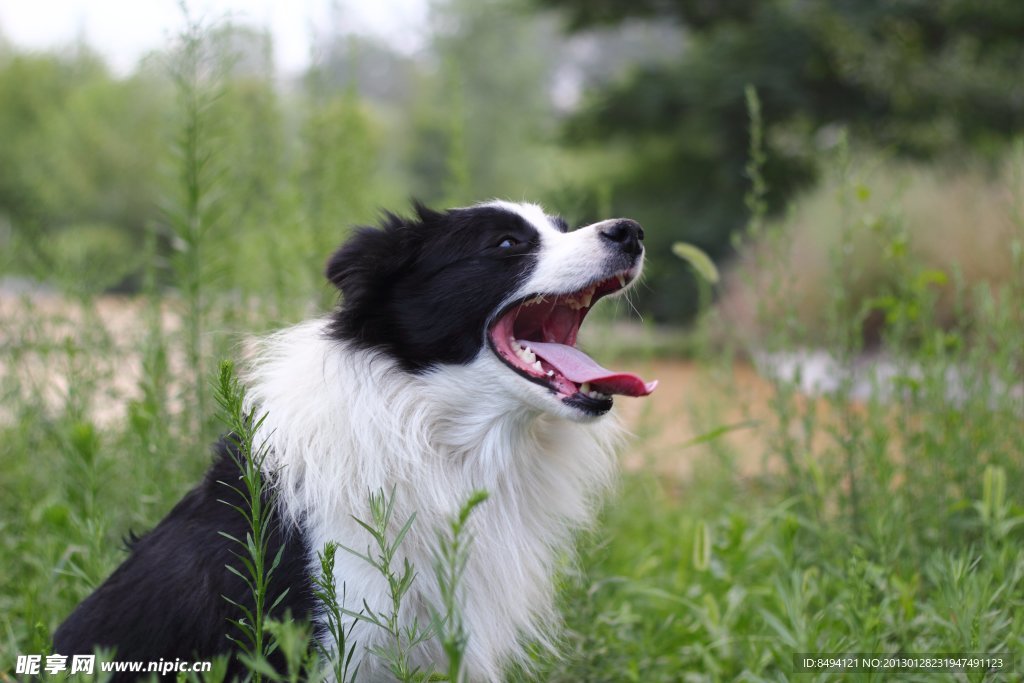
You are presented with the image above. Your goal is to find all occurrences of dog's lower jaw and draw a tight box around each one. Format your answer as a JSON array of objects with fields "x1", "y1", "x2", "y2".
[{"x1": 245, "y1": 320, "x2": 623, "y2": 680}]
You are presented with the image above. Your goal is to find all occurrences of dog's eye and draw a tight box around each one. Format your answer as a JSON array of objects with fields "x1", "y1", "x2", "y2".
[{"x1": 497, "y1": 236, "x2": 520, "y2": 249}]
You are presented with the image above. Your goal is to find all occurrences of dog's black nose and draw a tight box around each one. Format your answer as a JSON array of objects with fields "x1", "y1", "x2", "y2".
[{"x1": 599, "y1": 219, "x2": 644, "y2": 257}]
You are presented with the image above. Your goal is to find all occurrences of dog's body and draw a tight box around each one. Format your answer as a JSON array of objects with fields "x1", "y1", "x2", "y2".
[{"x1": 54, "y1": 201, "x2": 654, "y2": 680}]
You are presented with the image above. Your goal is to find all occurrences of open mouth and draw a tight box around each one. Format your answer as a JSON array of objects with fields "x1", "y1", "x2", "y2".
[{"x1": 488, "y1": 271, "x2": 658, "y2": 415}]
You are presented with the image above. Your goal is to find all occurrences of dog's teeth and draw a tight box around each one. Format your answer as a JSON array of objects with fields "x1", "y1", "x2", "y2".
[
  {"x1": 580, "y1": 382, "x2": 590, "y2": 394},
  {"x1": 532, "y1": 360, "x2": 543, "y2": 372},
  {"x1": 515, "y1": 344, "x2": 537, "y2": 364},
  {"x1": 616, "y1": 273, "x2": 626, "y2": 287},
  {"x1": 546, "y1": 370, "x2": 554, "y2": 377},
  {"x1": 580, "y1": 291, "x2": 593, "y2": 308}
]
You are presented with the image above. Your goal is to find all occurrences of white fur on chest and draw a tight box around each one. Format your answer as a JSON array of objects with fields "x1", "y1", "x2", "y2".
[{"x1": 243, "y1": 320, "x2": 622, "y2": 681}]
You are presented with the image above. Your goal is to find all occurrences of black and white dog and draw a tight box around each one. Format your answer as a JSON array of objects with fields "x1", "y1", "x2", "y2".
[{"x1": 54, "y1": 201, "x2": 656, "y2": 680}]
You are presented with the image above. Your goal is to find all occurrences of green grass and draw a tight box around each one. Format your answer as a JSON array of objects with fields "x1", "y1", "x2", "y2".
[{"x1": 533, "y1": 468, "x2": 1023, "y2": 682}]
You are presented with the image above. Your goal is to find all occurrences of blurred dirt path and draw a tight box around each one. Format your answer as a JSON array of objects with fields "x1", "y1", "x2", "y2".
[
  {"x1": 2, "y1": 293, "x2": 784, "y2": 481},
  {"x1": 613, "y1": 358, "x2": 780, "y2": 480}
]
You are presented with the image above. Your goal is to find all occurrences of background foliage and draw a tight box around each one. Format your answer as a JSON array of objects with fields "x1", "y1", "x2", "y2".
[
  {"x1": 537, "y1": 0, "x2": 1024, "y2": 320},
  {"x1": 4, "y1": 0, "x2": 1022, "y2": 325}
]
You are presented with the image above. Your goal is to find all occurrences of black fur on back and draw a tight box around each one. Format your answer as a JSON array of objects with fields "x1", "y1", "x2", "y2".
[
  {"x1": 52, "y1": 439, "x2": 315, "y2": 681},
  {"x1": 325, "y1": 202, "x2": 542, "y2": 372}
]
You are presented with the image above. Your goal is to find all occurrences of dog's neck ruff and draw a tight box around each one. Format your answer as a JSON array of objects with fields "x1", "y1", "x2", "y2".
[{"x1": 243, "y1": 319, "x2": 622, "y2": 680}]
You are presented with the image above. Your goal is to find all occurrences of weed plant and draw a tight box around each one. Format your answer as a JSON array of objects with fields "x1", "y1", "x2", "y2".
[
  {"x1": 310, "y1": 542, "x2": 360, "y2": 683},
  {"x1": 213, "y1": 361, "x2": 284, "y2": 681},
  {"x1": 338, "y1": 488, "x2": 434, "y2": 683},
  {"x1": 430, "y1": 491, "x2": 490, "y2": 683}
]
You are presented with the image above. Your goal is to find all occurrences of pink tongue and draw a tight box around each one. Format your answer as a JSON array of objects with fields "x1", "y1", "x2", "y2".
[{"x1": 523, "y1": 340, "x2": 658, "y2": 397}]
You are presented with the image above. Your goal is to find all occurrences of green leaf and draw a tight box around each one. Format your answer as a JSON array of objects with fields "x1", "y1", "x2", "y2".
[
  {"x1": 352, "y1": 517, "x2": 381, "y2": 541},
  {"x1": 672, "y1": 242, "x2": 719, "y2": 284},
  {"x1": 268, "y1": 587, "x2": 291, "y2": 613},
  {"x1": 237, "y1": 652, "x2": 282, "y2": 679},
  {"x1": 677, "y1": 420, "x2": 759, "y2": 450},
  {"x1": 338, "y1": 542, "x2": 376, "y2": 567},
  {"x1": 393, "y1": 512, "x2": 418, "y2": 552},
  {"x1": 692, "y1": 520, "x2": 712, "y2": 572}
]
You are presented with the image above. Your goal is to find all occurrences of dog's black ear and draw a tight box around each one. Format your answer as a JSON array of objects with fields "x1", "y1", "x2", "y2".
[
  {"x1": 326, "y1": 203, "x2": 443, "y2": 298},
  {"x1": 325, "y1": 203, "x2": 440, "y2": 301},
  {"x1": 325, "y1": 202, "x2": 443, "y2": 348},
  {"x1": 325, "y1": 221, "x2": 401, "y2": 297},
  {"x1": 413, "y1": 199, "x2": 444, "y2": 225},
  {"x1": 325, "y1": 221, "x2": 409, "y2": 344}
]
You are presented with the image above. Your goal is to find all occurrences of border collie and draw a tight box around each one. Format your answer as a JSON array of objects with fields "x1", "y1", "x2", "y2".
[{"x1": 53, "y1": 200, "x2": 656, "y2": 681}]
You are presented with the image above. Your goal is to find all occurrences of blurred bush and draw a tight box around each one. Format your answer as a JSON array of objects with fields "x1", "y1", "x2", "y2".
[
  {"x1": 0, "y1": 49, "x2": 164, "y2": 277},
  {"x1": 44, "y1": 222, "x2": 140, "y2": 294},
  {"x1": 719, "y1": 153, "x2": 1023, "y2": 348}
]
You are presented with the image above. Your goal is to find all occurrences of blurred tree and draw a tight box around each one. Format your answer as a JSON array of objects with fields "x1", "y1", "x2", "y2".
[
  {"x1": 303, "y1": 16, "x2": 388, "y2": 261},
  {"x1": 207, "y1": 24, "x2": 292, "y2": 294},
  {"x1": 311, "y1": 32, "x2": 417, "y2": 108},
  {"x1": 535, "y1": 0, "x2": 1024, "y2": 321},
  {"x1": 407, "y1": 0, "x2": 563, "y2": 205},
  {"x1": 299, "y1": 78, "x2": 382, "y2": 264},
  {"x1": 0, "y1": 48, "x2": 164, "y2": 287}
]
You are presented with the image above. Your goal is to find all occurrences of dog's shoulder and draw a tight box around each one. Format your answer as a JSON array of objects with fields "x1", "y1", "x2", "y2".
[{"x1": 52, "y1": 439, "x2": 316, "y2": 676}]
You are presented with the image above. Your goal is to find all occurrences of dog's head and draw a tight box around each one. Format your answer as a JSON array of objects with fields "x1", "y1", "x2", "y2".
[{"x1": 326, "y1": 200, "x2": 656, "y2": 421}]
